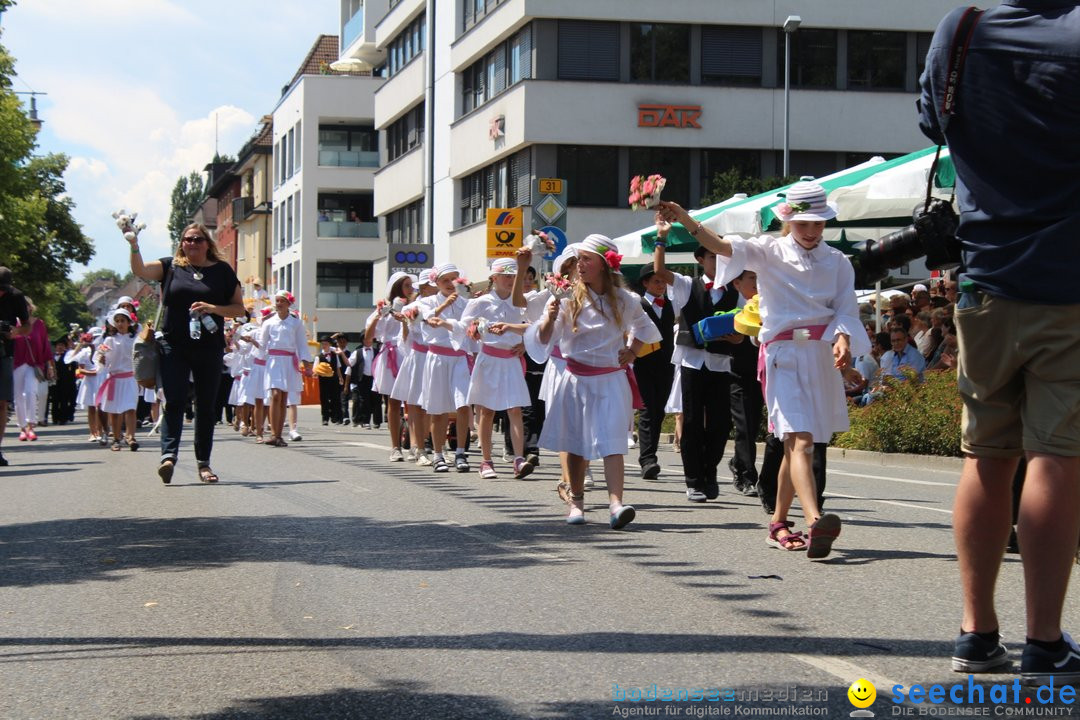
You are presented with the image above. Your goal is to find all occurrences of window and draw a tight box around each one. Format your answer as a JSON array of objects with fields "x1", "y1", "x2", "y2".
[
  {"x1": 463, "y1": 0, "x2": 507, "y2": 33},
  {"x1": 848, "y1": 30, "x2": 906, "y2": 90},
  {"x1": 386, "y1": 104, "x2": 424, "y2": 162},
  {"x1": 459, "y1": 149, "x2": 531, "y2": 227},
  {"x1": 293, "y1": 190, "x2": 301, "y2": 242},
  {"x1": 316, "y1": 262, "x2": 374, "y2": 309},
  {"x1": 701, "y1": 149, "x2": 762, "y2": 196},
  {"x1": 387, "y1": 13, "x2": 426, "y2": 77},
  {"x1": 285, "y1": 195, "x2": 294, "y2": 246},
  {"x1": 778, "y1": 28, "x2": 837, "y2": 89},
  {"x1": 294, "y1": 121, "x2": 302, "y2": 170},
  {"x1": 386, "y1": 199, "x2": 425, "y2": 244},
  {"x1": 630, "y1": 23, "x2": 690, "y2": 83},
  {"x1": 916, "y1": 32, "x2": 933, "y2": 81},
  {"x1": 629, "y1": 147, "x2": 690, "y2": 208},
  {"x1": 319, "y1": 124, "x2": 378, "y2": 166},
  {"x1": 702, "y1": 26, "x2": 762, "y2": 86},
  {"x1": 557, "y1": 145, "x2": 619, "y2": 207},
  {"x1": 461, "y1": 25, "x2": 531, "y2": 115},
  {"x1": 558, "y1": 20, "x2": 618, "y2": 81},
  {"x1": 317, "y1": 192, "x2": 376, "y2": 237},
  {"x1": 286, "y1": 128, "x2": 295, "y2": 179},
  {"x1": 772, "y1": 150, "x2": 842, "y2": 180}
]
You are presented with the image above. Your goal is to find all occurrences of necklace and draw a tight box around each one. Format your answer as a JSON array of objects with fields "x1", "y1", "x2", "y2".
[{"x1": 192, "y1": 264, "x2": 207, "y2": 281}]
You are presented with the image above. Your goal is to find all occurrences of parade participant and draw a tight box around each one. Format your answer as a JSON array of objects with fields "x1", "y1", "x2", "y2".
[
  {"x1": 631, "y1": 263, "x2": 675, "y2": 482},
  {"x1": 95, "y1": 308, "x2": 139, "y2": 451},
  {"x1": 331, "y1": 333, "x2": 351, "y2": 423},
  {"x1": 0, "y1": 267, "x2": 31, "y2": 467},
  {"x1": 316, "y1": 336, "x2": 344, "y2": 425},
  {"x1": 257, "y1": 291, "x2": 310, "y2": 447},
  {"x1": 365, "y1": 272, "x2": 411, "y2": 461},
  {"x1": 127, "y1": 222, "x2": 245, "y2": 484},
  {"x1": 459, "y1": 258, "x2": 532, "y2": 480},
  {"x1": 727, "y1": 269, "x2": 763, "y2": 496},
  {"x1": 50, "y1": 336, "x2": 77, "y2": 425},
  {"x1": 419, "y1": 264, "x2": 474, "y2": 473},
  {"x1": 12, "y1": 299, "x2": 52, "y2": 442},
  {"x1": 527, "y1": 235, "x2": 661, "y2": 529},
  {"x1": 66, "y1": 327, "x2": 105, "y2": 443},
  {"x1": 390, "y1": 270, "x2": 438, "y2": 464},
  {"x1": 236, "y1": 309, "x2": 270, "y2": 443},
  {"x1": 660, "y1": 182, "x2": 868, "y2": 558}
]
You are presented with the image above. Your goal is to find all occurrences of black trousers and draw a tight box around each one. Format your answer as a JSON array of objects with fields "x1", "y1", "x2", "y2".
[
  {"x1": 319, "y1": 378, "x2": 342, "y2": 423},
  {"x1": 340, "y1": 384, "x2": 350, "y2": 422},
  {"x1": 679, "y1": 364, "x2": 731, "y2": 490},
  {"x1": 729, "y1": 372, "x2": 763, "y2": 484},
  {"x1": 159, "y1": 340, "x2": 223, "y2": 466},
  {"x1": 757, "y1": 434, "x2": 827, "y2": 513},
  {"x1": 216, "y1": 372, "x2": 233, "y2": 423},
  {"x1": 355, "y1": 375, "x2": 382, "y2": 425},
  {"x1": 634, "y1": 360, "x2": 673, "y2": 471}
]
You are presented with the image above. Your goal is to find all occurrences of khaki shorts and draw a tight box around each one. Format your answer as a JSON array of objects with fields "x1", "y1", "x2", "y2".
[{"x1": 956, "y1": 291, "x2": 1080, "y2": 457}]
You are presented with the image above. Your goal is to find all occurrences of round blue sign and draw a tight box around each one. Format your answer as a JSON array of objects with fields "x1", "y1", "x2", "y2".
[{"x1": 539, "y1": 226, "x2": 568, "y2": 261}]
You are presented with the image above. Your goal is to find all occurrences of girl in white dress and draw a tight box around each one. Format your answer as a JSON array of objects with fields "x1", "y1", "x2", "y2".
[
  {"x1": 67, "y1": 327, "x2": 105, "y2": 443},
  {"x1": 527, "y1": 235, "x2": 662, "y2": 529},
  {"x1": 390, "y1": 269, "x2": 439, "y2": 464},
  {"x1": 365, "y1": 272, "x2": 411, "y2": 461},
  {"x1": 237, "y1": 312, "x2": 269, "y2": 442},
  {"x1": 660, "y1": 182, "x2": 870, "y2": 559},
  {"x1": 96, "y1": 308, "x2": 140, "y2": 451},
  {"x1": 257, "y1": 291, "x2": 310, "y2": 446},
  {"x1": 458, "y1": 258, "x2": 532, "y2": 480}
]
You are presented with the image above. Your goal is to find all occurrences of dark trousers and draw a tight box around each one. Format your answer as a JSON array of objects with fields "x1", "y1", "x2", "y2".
[
  {"x1": 50, "y1": 379, "x2": 76, "y2": 424},
  {"x1": 634, "y1": 360, "x2": 674, "y2": 472},
  {"x1": 679, "y1": 364, "x2": 731, "y2": 491},
  {"x1": 216, "y1": 372, "x2": 233, "y2": 423},
  {"x1": 729, "y1": 372, "x2": 763, "y2": 484},
  {"x1": 319, "y1": 378, "x2": 342, "y2": 423},
  {"x1": 757, "y1": 434, "x2": 827, "y2": 514},
  {"x1": 160, "y1": 341, "x2": 223, "y2": 466},
  {"x1": 341, "y1": 385, "x2": 351, "y2": 422},
  {"x1": 355, "y1": 375, "x2": 382, "y2": 425}
]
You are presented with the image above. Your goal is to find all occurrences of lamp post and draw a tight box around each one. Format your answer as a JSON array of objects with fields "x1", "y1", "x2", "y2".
[{"x1": 782, "y1": 15, "x2": 801, "y2": 177}]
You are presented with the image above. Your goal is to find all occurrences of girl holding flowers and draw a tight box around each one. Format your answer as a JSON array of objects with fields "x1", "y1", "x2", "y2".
[
  {"x1": 96, "y1": 308, "x2": 140, "y2": 451},
  {"x1": 526, "y1": 235, "x2": 662, "y2": 529},
  {"x1": 365, "y1": 272, "x2": 412, "y2": 461},
  {"x1": 659, "y1": 182, "x2": 869, "y2": 558},
  {"x1": 390, "y1": 269, "x2": 439, "y2": 464}
]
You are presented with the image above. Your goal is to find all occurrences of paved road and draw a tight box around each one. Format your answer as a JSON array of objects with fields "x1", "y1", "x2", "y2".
[{"x1": 0, "y1": 409, "x2": 1076, "y2": 719}]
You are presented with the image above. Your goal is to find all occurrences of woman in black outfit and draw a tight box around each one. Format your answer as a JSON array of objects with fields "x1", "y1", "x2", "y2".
[{"x1": 127, "y1": 223, "x2": 245, "y2": 484}]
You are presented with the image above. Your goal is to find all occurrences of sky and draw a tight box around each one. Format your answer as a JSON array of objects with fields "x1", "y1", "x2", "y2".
[{"x1": 3, "y1": 0, "x2": 339, "y2": 281}]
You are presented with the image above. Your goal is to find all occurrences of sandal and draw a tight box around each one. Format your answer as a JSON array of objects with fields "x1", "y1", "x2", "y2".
[
  {"x1": 127, "y1": 436, "x2": 139, "y2": 451},
  {"x1": 254, "y1": 435, "x2": 265, "y2": 444},
  {"x1": 158, "y1": 459, "x2": 175, "y2": 485},
  {"x1": 766, "y1": 521, "x2": 807, "y2": 551},
  {"x1": 198, "y1": 466, "x2": 219, "y2": 484},
  {"x1": 806, "y1": 513, "x2": 841, "y2": 560},
  {"x1": 110, "y1": 440, "x2": 122, "y2": 452}
]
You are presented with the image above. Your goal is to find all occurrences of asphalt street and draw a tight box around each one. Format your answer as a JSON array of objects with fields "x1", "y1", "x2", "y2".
[{"x1": 1, "y1": 408, "x2": 1077, "y2": 719}]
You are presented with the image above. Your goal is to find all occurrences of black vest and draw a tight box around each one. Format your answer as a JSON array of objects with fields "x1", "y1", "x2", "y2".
[
  {"x1": 639, "y1": 295, "x2": 674, "y2": 363},
  {"x1": 676, "y1": 278, "x2": 739, "y2": 355}
]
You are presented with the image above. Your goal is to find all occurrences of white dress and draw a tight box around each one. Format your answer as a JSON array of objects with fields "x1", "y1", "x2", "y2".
[
  {"x1": 237, "y1": 324, "x2": 266, "y2": 405},
  {"x1": 67, "y1": 346, "x2": 103, "y2": 409},
  {"x1": 96, "y1": 333, "x2": 138, "y2": 414},
  {"x1": 527, "y1": 288, "x2": 567, "y2": 405},
  {"x1": 459, "y1": 291, "x2": 530, "y2": 411},
  {"x1": 390, "y1": 302, "x2": 428, "y2": 405},
  {"x1": 257, "y1": 313, "x2": 308, "y2": 395},
  {"x1": 368, "y1": 311, "x2": 403, "y2": 395},
  {"x1": 718, "y1": 233, "x2": 871, "y2": 442},
  {"x1": 526, "y1": 287, "x2": 661, "y2": 460},
  {"x1": 418, "y1": 292, "x2": 473, "y2": 415}
]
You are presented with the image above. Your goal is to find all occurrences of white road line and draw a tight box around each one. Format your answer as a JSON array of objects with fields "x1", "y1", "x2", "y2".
[
  {"x1": 829, "y1": 470, "x2": 955, "y2": 488},
  {"x1": 434, "y1": 520, "x2": 570, "y2": 563},
  {"x1": 788, "y1": 653, "x2": 902, "y2": 695},
  {"x1": 344, "y1": 441, "x2": 392, "y2": 451},
  {"x1": 826, "y1": 491, "x2": 953, "y2": 515}
]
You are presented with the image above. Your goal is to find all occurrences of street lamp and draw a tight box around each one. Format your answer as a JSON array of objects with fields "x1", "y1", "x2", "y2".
[{"x1": 782, "y1": 15, "x2": 801, "y2": 177}]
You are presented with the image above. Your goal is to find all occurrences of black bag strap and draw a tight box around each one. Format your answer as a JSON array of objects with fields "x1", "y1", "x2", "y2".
[
  {"x1": 152, "y1": 262, "x2": 173, "y2": 333},
  {"x1": 940, "y1": 6, "x2": 984, "y2": 125}
]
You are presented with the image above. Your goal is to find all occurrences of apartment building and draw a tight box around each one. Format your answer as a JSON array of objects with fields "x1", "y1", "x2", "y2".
[
  {"x1": 339, "y1": 0, "x2": 974, "y2": 285},
  {"x1": 232, "y1": 119, "x2": 274, "y2": 301}
]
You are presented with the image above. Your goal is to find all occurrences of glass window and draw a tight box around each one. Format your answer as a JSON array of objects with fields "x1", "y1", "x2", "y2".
[
  {"x1": 702, "y1": 26, "x2": 762, "y2": 86},
  {"x1": 701, "y1": 149, "x2": 762, "y2": 193},
  {"x1": 316, "y1": 262, "x2": 374, "y2": 309},
  {"x1": 630, "y1": 23, "x2": 690, "y2": 83},
  {"x1": 387, "y1": 13, "x2": 426, "y2": 78},
  {"x1": 629, "y1": 147, "x2": 690, "y2": 208},
  {"x1": 848, "y1": 30, "x2": 906, "y2": 90},
  {"x1": 778, "y1": 28, "x2": 837, "y2": 89},
  {"x1": 557, "y1": 145, "x2": 619, "y2": 207},
  {"x1": 293, "y1": 190, "x2": 301, "y2": 241},
  {"x1": 286, "y1": 128, "x2": 295, "y2": 178},
  {"x1": 457, "y1": 150, "x2": 530, "y2": 227},
  {"x1": 916, "y1": 32, "x2": 933, "y2": 82},
  {"x1": 558, "y1": 20, "x2": 619, "y2": 81}
]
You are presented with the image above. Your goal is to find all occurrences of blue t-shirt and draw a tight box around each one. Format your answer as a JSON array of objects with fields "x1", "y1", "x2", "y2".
[{"x1": 918, "y1": 1, "x2": 1080, "y2": 304}]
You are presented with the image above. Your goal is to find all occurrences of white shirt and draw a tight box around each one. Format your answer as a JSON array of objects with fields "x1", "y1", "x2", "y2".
[
  {"x1": 459, "y1": 291, "x2": 526, "y2": 350},
  {"x1": 365, "y1": 311, "x2": 403, "y2": 345},
  {"x1": 419, "y1": 292, "x2": 471, "y2": 350},
  {"x1": 718, "y1": 234, "x2": 871, "y2": 358},
  {"x1": 257, "y1": 313, "x2": 308, "y2": 359},
  {"x1": 528, "y1": 287, "x2": 660, "y2": 368},
  {"x1": 666, "y1": 273, "x2": 732, "y2": 373}
]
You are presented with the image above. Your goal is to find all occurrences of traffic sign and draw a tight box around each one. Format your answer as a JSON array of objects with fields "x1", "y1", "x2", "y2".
[
  {"x1": 538, "y1": 226, "x2": 567, "y2": 262},
  {"x1": 486, "y1": 208, "x2": 523, "y2": 259},
  {"x1": 387, "y1": 243, "x2": 434, "y2": 275},
  {"x1": 533, "y1": 178, "x2": 568, "y2": 232}
]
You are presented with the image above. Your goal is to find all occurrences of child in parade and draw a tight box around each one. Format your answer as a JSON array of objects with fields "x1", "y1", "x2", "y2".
[
  {"x1": 365, "y1": 272, "x2": 411, "y2": 461},
  {"x1": 526, "y1": 236, "x2": 662, "y2": 529},
  {"x1": 390, "y1": 269, "x2": 438, "y2": 464},
  {"x1": 96, "y1": 308, "x2": 139, "y2": 451},
  {"x1": 257, "y1": 291, "x2": 310, "y2": 447},
  {"x1": 659, "y1": 182, "x2": 869, "y2": 558},
  {"x1": 67, "y1": 327, "x2": 105, "y2": 444}
]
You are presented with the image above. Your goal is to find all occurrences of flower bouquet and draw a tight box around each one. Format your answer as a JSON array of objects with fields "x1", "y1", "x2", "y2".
[
  {"x1": 629, "y1": 174, "x2": 666, "y2": 210},
  {"x1": 522, "y1": 230, "x2": 555, "y2": 254},
  {"x1": 545, "y1": 272, "x2": 574, "y2": 299},
  {"x1": 467, "y1": 318, "x2": 491, "y2": 341},
  {"x1": 402, "y1": 306, "x2": 420, "y2": 321},
  {"x1": 376, "y1": 299, "x2": 392, "y2": 317}
]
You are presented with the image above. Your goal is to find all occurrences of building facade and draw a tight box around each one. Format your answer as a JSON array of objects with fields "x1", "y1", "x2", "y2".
[
  {"x1": 233, "y1": 119, "x2": 274, "y2": 303},
  {"x1": 341, "y1": 0, "x2": 975, "y2": 285}
]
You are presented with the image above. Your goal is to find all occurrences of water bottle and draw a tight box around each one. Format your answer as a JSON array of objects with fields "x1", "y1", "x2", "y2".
[
  {"x1": 957, "y1": 278, "x2": 980, "y2": 310},
  {"x1": 201, "y1": 313, "x2": 219, "y2": 334},
  {"x1": 189, "y1": 310, "x2": 202, "y2": 340}
]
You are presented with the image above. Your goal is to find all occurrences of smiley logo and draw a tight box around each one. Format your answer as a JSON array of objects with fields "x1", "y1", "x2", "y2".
[{"x1": 848, "y1": 678, "x2": 876, "y2": 708}]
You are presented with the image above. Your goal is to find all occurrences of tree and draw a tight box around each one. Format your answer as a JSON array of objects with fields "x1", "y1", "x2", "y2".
[
  {"x1": 78, "y1": 268, "x2": 126, "y2": 288},
  {"x1": 168, "y1": 171, "x2": 206, "y2": 253},
  {"x1": 37, "y1": 278, "x2": 94, "y2": 337},
  {"x1": 699, "y1": 167, "x2": 800, "y2": 208}
]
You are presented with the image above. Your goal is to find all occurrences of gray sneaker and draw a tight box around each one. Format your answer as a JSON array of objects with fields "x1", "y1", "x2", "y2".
[
  {"x1": 951, "y1": 632, "x2": 1010, "y2": 674},
  {"x1": 432, "y1": 457, "x2": 450, "y2": 473},
  {"x1": 455, "y1": 454, "x2": 470, "y2": 473},
  {"x1": 389, "y1": 447, "x2": 404, "y2": 462}
]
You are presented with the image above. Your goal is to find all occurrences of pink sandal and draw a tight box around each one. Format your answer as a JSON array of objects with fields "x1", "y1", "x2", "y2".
[
  {"x1": 806, "y1": 514, "x2": 841, "y2": 559},
  {"x1": 766, "y1": 521, "x2": 806, "y2": 551}
]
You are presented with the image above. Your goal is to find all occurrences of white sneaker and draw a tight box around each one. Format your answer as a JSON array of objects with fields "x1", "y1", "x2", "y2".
[
  {"x1": 406, "y1": 448, "x2": 418, "y2": 462},
  {"x1": 289, "y1": 429, "x2": 302, "y2": 442},
  {"x1": 389, "y1": 447, "x2": 404, "y2": 462},
  {"x1": 416, "y1": 454, "x2": 433, "y2": 467},
  {"x1": 501, "y1": 451, "x2": 514, "y2": 463},
  {"x1": 628, "y1": 434, "x2": 638, "y2": 449},
  {"x1": 584, "y1": 467, "x2": 594, "y2": 487}
]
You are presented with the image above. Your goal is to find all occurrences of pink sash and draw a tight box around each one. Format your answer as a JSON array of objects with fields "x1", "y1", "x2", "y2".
[
  {"x1": 253, "y1": 358, "x2": 267, "y2": 367},
  {"x1": 373, "y1": 342, "x2": 400, "y2": 379},
  {"x1": 411, "y1": 341, "x2": 429, "y2": 353},
  {"x1": 96, "y1": 370, "x2": 134, "y2": 406},
  {"x1": 564, "y1": 357, "x2": 644, "y2": 410},
  {"x1": 757, "y1": 324, "x2": 829, "y2": 405},
  {"x1": 482, "y1": 344, "x2": 526, "y2": 374},
  {"x1": 427, "y1": 344, "x2": 466, "y2": 358},
  {"x1": 269, "y1": 348, "x2": 300, "y2": 372}
]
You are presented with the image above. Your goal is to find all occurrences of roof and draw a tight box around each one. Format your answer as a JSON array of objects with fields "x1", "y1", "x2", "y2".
[{"x1": 286, "y1": 34, "x2": 370, "y2": 91}]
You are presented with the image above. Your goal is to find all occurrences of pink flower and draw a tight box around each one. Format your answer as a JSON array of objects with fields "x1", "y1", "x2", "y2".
[
  {"x1": 453, "y1": 277, "x2": 470, "y2": 286},
  {"x1": 776, "y1": 202, "x2": 793, "y2": 217},
  {"x1": 630, "y1": 176, "x2": 641, "y2": 191},
  {"x1": 643, "y1": 181, "x2": 655, "y2": 196},
  {"x1": 604, "y1": 250, "x2": 622, "y2": 272},
  {"x1": 629, "y1": 192, "x2": 641, "y2": 205}
]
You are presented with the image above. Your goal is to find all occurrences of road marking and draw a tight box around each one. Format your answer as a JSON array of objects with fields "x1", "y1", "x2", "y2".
[
  {"x1": 788, "y1": 653, "x2": 902, "y2": 694},
  {"x1": 434, "y1": 520, "x2": 570, "y2": 563},
  {"x1": 829, "y1": 470, "x2": 955, "y2": 488},
  {"x1": 826, "y1": 491, "x2": 953, "y2": 515},
  {"x1": 344, "y1": 441, "x2": 392, "y2": 451}
]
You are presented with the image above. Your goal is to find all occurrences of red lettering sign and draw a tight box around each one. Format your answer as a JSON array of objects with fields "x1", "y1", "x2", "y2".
[{"x1": 638, "y1": 104, "x2": 702, "y2": 129}]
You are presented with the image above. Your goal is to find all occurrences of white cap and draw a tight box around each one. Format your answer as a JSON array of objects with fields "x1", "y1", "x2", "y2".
[
  {"x1": 434, "y1": 263, "x2": 460, "y2": 280},
  {"x1": 489, "y1": 258, "x2": 517, "y2": 275},
  {"x1": 774, "y1": 182, "x2": 837, "y2": 222},
  {"x1": 912, "y1": 283, "x2": 929, "y2": 293}
]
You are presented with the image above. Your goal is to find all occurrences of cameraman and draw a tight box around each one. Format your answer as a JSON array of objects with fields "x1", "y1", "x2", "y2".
[
  {"x1": 919, "y1": 2, "x2": 1080, "y2": 684},
  {"x1": 0, "y1": 267, "x2": 31, "y2": 467}
]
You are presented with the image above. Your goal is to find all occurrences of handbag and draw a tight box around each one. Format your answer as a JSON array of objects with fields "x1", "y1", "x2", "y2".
[
  {"x1": 133, "y1": 266, "x2": 171, "y2": 389},
  {"x1": 25, "y1": 339, "x2": 49, "y2": 383}
]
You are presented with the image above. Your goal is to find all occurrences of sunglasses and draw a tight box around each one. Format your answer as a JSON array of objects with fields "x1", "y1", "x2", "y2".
[{"x1": 182, "y1": 235, "x2": 207, "y2": 244}]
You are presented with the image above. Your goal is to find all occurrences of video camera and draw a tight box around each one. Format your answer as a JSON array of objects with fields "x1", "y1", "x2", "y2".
[{"x1": 848, "y1": 198, "x2": 961, "y2": 288}]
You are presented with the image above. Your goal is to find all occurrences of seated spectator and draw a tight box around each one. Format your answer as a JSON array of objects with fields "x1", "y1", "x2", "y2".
[
  {"x1": 879, "y1": 328, "x2": 927, "y2": 382},
  {"x1": 842, "y1": 365, "x2": 868, "y2": 398},
  {"x1": 911, "y1": 283, "x2": 932, "y2": 312},
  {"x1": 912, "y1": 311, "x2": 935, "y2": 357},
  {"x1": 926, "y1": 321, "x2": 958, "y2": 372}
]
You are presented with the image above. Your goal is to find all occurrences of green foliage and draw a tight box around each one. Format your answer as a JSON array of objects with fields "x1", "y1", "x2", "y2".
[
  {"x1": 834, "y1": 369, "x2": 962, "y2": 456},
  {"x1": 700, "y1": 167, "x2": 800, "y2": 207},
  {"x1": 36, "y1": 278, "x2": 94, "y2": 337},
  {"x1": 168, "y1": 171, "x2": 206, "y2": 252},
  {"x1": 78, "y1": 268, "x2": 126, "y2": 287}
]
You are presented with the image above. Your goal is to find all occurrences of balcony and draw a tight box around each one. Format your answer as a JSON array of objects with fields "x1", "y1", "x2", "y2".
[
  {"x1": 317, "y1": 220, "x2": 379, "y2": 238},
  {"x1": 231, "y1": 196, "x2": 254, "y2": 221},
  {"x1": 317, "y1": 291, "x2": 374, "y2": 309},
  {"x1": 342, "y1": 8, "x2": 365, "y2": 50},
  {"x1": 318, "y1": 148, "x2": 379, "y2": 167}
]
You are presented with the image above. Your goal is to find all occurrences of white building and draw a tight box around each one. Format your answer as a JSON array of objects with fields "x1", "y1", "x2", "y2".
[
  {"x1": 340, "y1": 0, "x2": 975, "y2": 284},
  {"x1": 271, "y1": 34, "x2": 383, "y2": 338}
]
